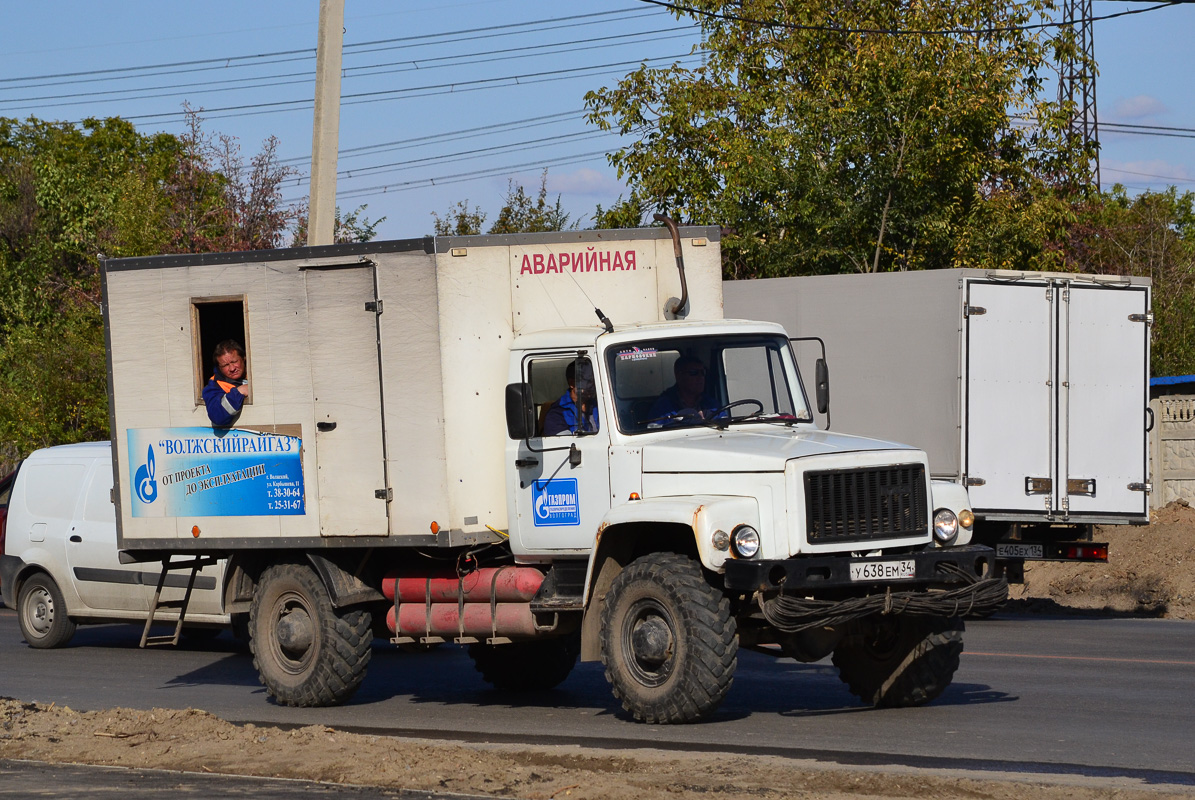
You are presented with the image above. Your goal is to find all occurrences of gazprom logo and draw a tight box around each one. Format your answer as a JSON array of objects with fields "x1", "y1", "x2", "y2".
[
  {"x1": 134, "y1": 444, "x2": 158, "y2": 504},
  {"x1": 532, "y1": 478, "x2": 579, "y2": 527}
]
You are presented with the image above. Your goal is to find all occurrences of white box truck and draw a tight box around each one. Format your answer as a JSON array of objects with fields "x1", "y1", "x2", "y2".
[
  {"x1": 724, "y1": 269, "x2": 1152, "y2": 582},
  {"x1": 95, "y1": 224, "x2": 1004, "y2": 723}
]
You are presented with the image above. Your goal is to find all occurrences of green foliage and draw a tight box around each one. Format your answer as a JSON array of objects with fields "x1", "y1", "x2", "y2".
[
  {"x1": 291, "y1": 204, "x2": 385, "y2": 245},
  {"x1": 585, "y1": 0, "x2": 1089, "y2": 278},
  {"x1": 592, "y1": 190, "x2": 652, "y2": 230},
  {"x1": 1047, "y1": 187, "x2": 1195, "y2": 376},
  {"x1": 431, "y1": 200, "x2": 486, "y2": 236}
]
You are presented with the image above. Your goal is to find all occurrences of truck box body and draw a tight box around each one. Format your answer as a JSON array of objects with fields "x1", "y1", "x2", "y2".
[
  {"x1": 724, "y1": 269, "x2": 1152, "y2": 526},
  {"x1": 103, "y1": 228, "x2": 721, "y2": 550}
]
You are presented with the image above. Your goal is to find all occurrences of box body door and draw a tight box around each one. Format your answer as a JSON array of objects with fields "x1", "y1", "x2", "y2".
[
  {"x1": 965, "y1": 279, "x2": 1150, "y2": 521},
  {"x1": 305, "y1": 266, "x2": 389, "y2": 536}
]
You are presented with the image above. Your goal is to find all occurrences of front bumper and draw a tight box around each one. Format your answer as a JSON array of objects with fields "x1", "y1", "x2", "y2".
[{"x1": 723, "y1": 543, "x2": 997, "y2": 593}]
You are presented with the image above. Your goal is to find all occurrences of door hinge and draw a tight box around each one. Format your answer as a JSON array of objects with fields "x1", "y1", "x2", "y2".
[
  {"x1": 1128, "y1": 482, "x2": 1153, "y2": 493},
  {"x1": 964, "y1": 304, "x2": 986, "y2": 318},
  {"x1": 1067, "y1": 478, "x2": 1096, "y2": 496},
  {"x1": 375, "y1": 488, "x2": 393, "y2": 501},
  {"x1": 1025, "y1": 477, "x2": 1052, "y2": 495},
  {"x1": 965, "y1": 477, "x2": 986, "y2": 487},
  {"x1": 1129, "y1": 313, "x2": 1153, "y2": 325},
  {"x1": 365, "y1": 300, "x2": 383, "y2": 314}
]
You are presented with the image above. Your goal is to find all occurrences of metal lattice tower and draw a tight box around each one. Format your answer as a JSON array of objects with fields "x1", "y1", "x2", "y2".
[{"x1": 1057, "y1": 0, "x2": 1100, "y2": 189}]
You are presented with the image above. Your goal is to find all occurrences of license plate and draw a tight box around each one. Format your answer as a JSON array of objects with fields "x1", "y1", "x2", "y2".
[
  {"x1": 849, "y1": 559, "x2": 915, "y2": 581},
  {"x1": 996, "y1": 543, "x2": 1044, "y2": 559}
]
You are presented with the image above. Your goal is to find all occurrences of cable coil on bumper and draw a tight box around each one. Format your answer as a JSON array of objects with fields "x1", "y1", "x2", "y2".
[{"x1": 759, "y1": 562, "x2": 1010, "y2": 634}]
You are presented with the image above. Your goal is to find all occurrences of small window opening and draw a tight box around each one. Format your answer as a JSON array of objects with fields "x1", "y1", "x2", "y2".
[{"x1": 192, "y1": 296, "x2": 250, "y2": 404}]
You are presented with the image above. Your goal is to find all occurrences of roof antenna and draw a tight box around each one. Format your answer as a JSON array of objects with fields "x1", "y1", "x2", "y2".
[{"x1": 594, "y1": 307, "x2": 614, "y2": 333}]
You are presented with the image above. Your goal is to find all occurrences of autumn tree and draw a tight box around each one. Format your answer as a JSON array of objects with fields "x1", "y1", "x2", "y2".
[{"x1": 586, "y1": 0, "x2": 1089, "y2": 278}]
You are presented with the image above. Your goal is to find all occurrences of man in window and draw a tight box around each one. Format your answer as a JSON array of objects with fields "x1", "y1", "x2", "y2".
[
  {"x1": 203, "y1": 340, "x2": 250, "y2": 426},
  {"x1": 543, "y1": 360, "x2": 598, "y2": 436}
]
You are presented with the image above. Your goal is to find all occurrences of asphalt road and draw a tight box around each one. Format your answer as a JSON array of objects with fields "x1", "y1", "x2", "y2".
[{"x1": 2, "y1": 605, "x2": 1193, "y2": 786}]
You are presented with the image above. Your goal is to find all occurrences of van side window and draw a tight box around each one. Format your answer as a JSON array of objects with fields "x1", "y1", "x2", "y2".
[
  {"x1": 192, "y1": 297, "x2": 250, "y2": 405},
  {"x1": 23, "y1": 464, "x2": 87, "y2": 520},
  {"x1": 82, "y1": 467, "x2": 116, "y2": 524},
  {"x1": 528, "y1": 357, "x2": 598, "y2": 437}
]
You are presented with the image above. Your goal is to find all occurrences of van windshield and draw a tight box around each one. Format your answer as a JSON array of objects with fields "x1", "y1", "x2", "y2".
[{"x1": 606, "y1": 334, "x2": 811, "y2": 434}]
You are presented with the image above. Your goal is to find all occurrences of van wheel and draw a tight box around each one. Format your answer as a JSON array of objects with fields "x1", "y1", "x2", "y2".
[
  {"x1": 600, "y1": 553, "x2": 738, "y2": 723},
  {"x1": 250, "y1": 562, "x2": 372, "y2": 707},
  {"x1": 832, "y1": 614, "x2": 963, "y2": 707},
  {"x1": 18, "y1": 573, "x2": 77, "y2": 649},
  {"x1": 469, "y1": 636, "x2": 580, "y2": 691}
]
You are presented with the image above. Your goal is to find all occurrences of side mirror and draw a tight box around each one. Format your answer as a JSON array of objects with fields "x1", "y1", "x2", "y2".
[
  {"x1": 505, "y1": 383, "x2": 536, "y2": 440},
  {"x1": 815, "y1": 358, "x2": 830, "y2": 415}
]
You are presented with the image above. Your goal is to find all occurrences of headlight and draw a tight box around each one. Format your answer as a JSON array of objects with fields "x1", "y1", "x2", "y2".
[
  {"x1": 730, "y1": 525, "x2": 760, "y2": 558},
  {"x1": 933, "y1": 509, "x2": 959, "y2": 544}
]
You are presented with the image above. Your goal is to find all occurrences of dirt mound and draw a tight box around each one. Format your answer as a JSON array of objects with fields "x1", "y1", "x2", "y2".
[{"x1": 1011, "y1": 500, "x2": 1195, "y2": 619}]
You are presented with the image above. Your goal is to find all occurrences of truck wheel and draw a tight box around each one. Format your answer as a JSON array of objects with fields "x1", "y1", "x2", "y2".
[
  {"x1": 600, "y1": 553, "x2": 737, "y2": 723},
  {"x1": 17, "y1": 573, "x2": 77, "y2": 649},
  {"x1": 468, "y1": 635, "x2": 580, "y2": 691},
  {"x1": 832, "y1": 614, "x2": 963, "y2": 707},
  {"x1": 250, "y1": 562, "x2": 372, "y2": 707}
]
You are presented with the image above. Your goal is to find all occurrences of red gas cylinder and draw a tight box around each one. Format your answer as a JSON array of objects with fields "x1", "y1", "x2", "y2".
[
  {"x1": 386, "y1": 602, "x2": 540, "y2": 638},
  {"x1": 381, "y1": 566, "x2": 544, "y2": 603}
]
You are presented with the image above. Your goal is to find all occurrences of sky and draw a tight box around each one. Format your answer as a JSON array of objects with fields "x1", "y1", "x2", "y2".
[{"x1": 0, "y1": 1, "x2": 1191, "y2": 242}]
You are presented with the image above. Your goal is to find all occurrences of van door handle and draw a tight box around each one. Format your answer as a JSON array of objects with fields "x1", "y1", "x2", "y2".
[
  {"x1": 69, "y1": 535, "x2": 82, "y2": 543},
  {"x1": 515, "y1": 458, "x2": 539, "y2": 468},
  {"x1": 317, "y1": 421, "x2": 337, "y2": 432}
]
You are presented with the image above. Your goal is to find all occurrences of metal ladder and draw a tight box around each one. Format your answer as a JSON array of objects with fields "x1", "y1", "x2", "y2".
[{"x1": 139, "y1": 555, "x2": 218, "y2": 647}]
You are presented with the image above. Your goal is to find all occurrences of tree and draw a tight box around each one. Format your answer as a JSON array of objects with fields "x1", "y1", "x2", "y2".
[
  {"x1": 291, "y1": 204, "x2": 385, "y2": 245},
  {"x1": 1047, "y1": 187, "x2": 1195, "y2": 376},
  {"x1": 431, "y1": 171, "x2": 578, "y2": 236},
  {"x1": 585, "y1": 0, "x2": 1089, "y2": 278}
]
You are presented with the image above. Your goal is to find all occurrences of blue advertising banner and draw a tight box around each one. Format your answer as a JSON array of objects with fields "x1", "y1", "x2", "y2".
[
  {"x1": 531, "y1": 478, "x2": 579, "y2": 527},
  {"x1": 127, "y1": 427, "x2": 304, "y2": 517}
]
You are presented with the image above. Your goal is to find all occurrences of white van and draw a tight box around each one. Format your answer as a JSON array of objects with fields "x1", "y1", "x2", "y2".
[{"x1": 0, "y1": 442, "x2": 227, "y2": 648}]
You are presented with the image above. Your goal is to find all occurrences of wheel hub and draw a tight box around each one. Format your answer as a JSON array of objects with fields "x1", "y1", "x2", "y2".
[
  {"x1": 275, "y1": 607, "x2": 314, "y2": 658},
  {"x1": 630, "y1": 614, "x2": 674, "y2": 668},
  {"x1": 27, "y1": 590, "x2": 52, "y2": 635}
]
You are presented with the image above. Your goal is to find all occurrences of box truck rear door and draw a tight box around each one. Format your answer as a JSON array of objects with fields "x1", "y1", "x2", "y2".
[
  {"x1": 305, "y1": 265, "x2": 389, "y2": 536},
  {"x1": 1061, "y1": 283, "x2": 1150, "y2": 518},
  {"x1": 965, "y1": 280, "x2": 1055, "y2": 516}
]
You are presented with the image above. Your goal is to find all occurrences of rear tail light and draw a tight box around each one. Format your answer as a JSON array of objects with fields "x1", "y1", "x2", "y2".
[{"x1": 1064, "y1": 543, "x2": 1108, "y2": 561}]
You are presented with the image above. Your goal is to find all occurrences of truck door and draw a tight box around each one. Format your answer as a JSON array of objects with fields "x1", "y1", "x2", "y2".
[
  {"x1": 965, "y1": 279, "x2": 1151, "y2": 521},
  {"x1": 304, "y1": 265, "x2": 389, "y2": 536},
  {"x1": 508, "y1": 353, "x2": 612, "y2": 552},
  {"x1": 1061, "y1": 283, "x2": 1150, "y2": 518},
  {"x1": 965, "y1": 280, "x2": 1055, "y2": 516}
]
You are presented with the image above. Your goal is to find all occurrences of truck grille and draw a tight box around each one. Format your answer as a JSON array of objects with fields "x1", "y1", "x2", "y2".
[{"x1": 804, "y1": 464, "x2": 928, "y2": 543}]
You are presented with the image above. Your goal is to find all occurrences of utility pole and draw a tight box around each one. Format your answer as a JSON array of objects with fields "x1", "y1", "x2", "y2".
[
  {"x1": 1057, "y1": 0, "x2": 1100, "y2": 190},
  {"x1": 308, "y1": 0, "x2": 345, "y2": 246}
]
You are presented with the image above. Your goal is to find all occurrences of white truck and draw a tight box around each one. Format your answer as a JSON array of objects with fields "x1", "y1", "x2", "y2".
[
  {"x1": 96, "y1": 223, "x2": 1004, "y2": 723},
  {"x1": 724, "y1": 269, "x2": 1152, "y2": 582}
]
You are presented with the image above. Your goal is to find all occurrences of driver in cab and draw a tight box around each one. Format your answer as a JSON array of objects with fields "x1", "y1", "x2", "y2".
[{"x1": 648, "y1": 354, "x2": 718, "y2": 422}]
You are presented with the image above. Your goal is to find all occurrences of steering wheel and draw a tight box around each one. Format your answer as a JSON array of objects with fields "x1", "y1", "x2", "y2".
[{"x1": 710, "y1": 399, "x2": 765, "y2": 420}]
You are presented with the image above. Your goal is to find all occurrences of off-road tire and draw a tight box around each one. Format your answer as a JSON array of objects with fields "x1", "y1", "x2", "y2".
[
  {"x1": 600, "y1": 553, "x2": 737, "y2": 723},
  {"x1": 832, "y1": 614, "x2": 963, "y2": 707},
  {"x1": 17, "y1": 572, "x2": 76, "y2": 649},
  {"x1": 469, "y1": 635, "x2": 580, "y2": 691},
  {"x1": 250, "y1": 562, "x2": 372, "y2": 707}
]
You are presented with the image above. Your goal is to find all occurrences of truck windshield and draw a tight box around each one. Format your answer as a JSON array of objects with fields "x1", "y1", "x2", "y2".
[{"x1": 606, "y1": 334, "x2": 811, "y2": 433}]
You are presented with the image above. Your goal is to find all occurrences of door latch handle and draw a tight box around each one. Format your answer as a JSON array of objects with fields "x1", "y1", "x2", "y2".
[
  {"x1": 515, "y1": 458, "x2": 539, "y2": 468},
  {"x1": 69, "y1": 535, "x2": 82, "y2": 543},
  {"x1": 317, "y1": 421, "x2": 337, "y2": 432}
]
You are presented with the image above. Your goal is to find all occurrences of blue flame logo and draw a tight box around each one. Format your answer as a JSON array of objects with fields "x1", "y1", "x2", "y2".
[{"x1": 134, "y1": 444, "x2": 158, "y2": 504}]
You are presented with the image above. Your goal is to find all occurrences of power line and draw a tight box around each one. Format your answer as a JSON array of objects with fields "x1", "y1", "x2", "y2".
[
  {"x1": 637, "y1": 0, "x2": 1184, "y2": 35},
  {"x1": 0, "y1": 8, "x2": 665, "y2": 89}
]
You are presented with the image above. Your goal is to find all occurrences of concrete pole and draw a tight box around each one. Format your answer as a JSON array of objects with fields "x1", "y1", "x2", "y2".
[{"x1": 308, "y1": 0, "x2": 345, "y2": 246}]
